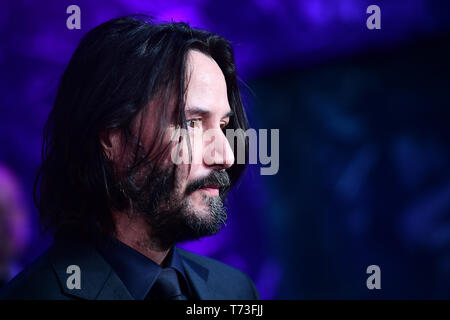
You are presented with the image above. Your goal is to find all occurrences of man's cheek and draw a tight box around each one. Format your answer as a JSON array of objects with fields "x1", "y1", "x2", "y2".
[
  {"x1": 176, "y1": 163, "x2": 190, "y2": 184},
  {"x1": 169, "y1": 129, "x2": 201, "y2": 165}
]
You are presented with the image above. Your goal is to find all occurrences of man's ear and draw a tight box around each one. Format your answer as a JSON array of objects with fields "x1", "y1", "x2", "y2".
[{"x1": 100, "y1": 128, "x2": 122, "y2": 161}]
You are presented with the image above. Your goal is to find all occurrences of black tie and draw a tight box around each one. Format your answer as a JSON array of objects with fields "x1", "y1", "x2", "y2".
[{"x1": 145, "y1": 268, "x2": 188, "y2": 300}]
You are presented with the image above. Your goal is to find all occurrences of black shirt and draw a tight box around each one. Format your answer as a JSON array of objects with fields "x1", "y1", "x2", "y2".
[{"x1": 95, "y1": 236, "x2": 191, "y2": 300}]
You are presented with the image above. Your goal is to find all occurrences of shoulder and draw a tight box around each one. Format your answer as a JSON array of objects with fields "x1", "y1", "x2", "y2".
[
  {"x1": 0, "y1": 246, "x2": 68, "y2": 300},
  {"x1": 177, "y1": 248, "x2": 260, "y2": 299}
]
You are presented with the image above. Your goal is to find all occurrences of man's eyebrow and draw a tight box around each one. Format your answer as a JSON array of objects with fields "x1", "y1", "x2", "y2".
[{"x1": 185, "y1": 106, "x2": 234, "y2": 118}]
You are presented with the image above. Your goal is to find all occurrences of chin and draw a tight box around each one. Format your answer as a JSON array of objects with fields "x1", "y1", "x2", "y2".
[{"x1": 189, "y1": 202, "x2": 213, "y2": 219}]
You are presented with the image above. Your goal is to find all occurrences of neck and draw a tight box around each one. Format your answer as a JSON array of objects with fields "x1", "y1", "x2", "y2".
[{"x1": 111, "y1": 211, "x2": 170, "y2": 265}]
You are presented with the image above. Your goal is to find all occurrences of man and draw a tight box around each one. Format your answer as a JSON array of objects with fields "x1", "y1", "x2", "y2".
[{"x1": 0, "y1": 15, "x2": 259, "y2": 300}]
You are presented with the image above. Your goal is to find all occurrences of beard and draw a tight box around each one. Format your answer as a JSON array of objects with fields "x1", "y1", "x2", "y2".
[{"x1": 121, "y1": 163, "x2": 231, "y2": 250}]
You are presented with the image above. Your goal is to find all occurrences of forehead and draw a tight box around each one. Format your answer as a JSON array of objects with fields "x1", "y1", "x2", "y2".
[{"x1": 185, "y1": 50, "x2": 229, "y2": 112}]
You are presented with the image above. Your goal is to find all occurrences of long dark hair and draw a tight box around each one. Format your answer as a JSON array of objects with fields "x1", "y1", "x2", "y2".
[{"x1": 34, "y1": 15, "x2": 249, "y2": 238}]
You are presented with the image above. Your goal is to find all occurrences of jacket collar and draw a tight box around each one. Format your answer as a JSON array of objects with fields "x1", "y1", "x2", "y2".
[
  {"x1": 178, "y1": 248, "x2": 226, "y2": 300},
  {"x1": 49, "y1": 238, "x2": 219, "y2": 300},
  {"x1": 49, "y1": 237, "x2": 133, "y2": 300}
]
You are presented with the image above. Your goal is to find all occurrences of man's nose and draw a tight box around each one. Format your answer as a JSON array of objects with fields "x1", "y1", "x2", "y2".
[{"x1": 203, "y1": 128, "x2": 235, "y2": 169}]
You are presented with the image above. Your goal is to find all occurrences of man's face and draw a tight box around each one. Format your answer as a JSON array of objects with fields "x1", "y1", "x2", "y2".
[
  {"x1": 115, "y1": 50, "x2": 235, "y2": 248},
  {"x1": 173, "y1": 50, "x2": 235, "y2": 214}
]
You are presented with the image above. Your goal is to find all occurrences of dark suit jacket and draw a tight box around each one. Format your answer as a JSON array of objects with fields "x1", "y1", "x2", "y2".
[{"x1": 0, "y1": 237, "x2": 260, "y2": 300}]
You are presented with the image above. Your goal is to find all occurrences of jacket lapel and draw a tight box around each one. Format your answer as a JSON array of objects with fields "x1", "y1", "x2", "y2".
[
  {"x1": 179, "y1": 249, "x2": 225, "y2": 300},
  {"x1": 95, "y1": 270, "x2": 134, "y2": 300},
  {"x1": 49, "y1": 239, "x2": 133, "y2": 300}
]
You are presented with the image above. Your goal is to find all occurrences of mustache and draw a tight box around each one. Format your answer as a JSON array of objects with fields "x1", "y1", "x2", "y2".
[{"x1": 185, "y1": 170, "x2": 231, "y2": 195}]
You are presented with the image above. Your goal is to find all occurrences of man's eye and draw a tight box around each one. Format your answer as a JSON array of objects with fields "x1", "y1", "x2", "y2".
[{"x1": 186, "y1": 119, "x2": 202, "y2": 129}]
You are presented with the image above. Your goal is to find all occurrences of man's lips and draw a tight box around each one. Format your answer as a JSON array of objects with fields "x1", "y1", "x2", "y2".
[{"x1": 198, "y1": 184, "x2": 220, "y2": 196}]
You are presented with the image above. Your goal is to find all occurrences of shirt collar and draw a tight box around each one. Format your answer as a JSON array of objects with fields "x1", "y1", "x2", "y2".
[{"x1": 95, "y1": 235, "x2": 190, "y2": 300}]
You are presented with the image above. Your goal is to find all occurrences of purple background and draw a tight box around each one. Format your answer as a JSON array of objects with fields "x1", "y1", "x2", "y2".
[{"x1": 1, "y1": 0, "x2": 450, "y2": 298}]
